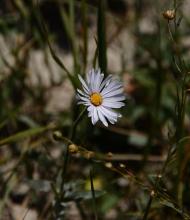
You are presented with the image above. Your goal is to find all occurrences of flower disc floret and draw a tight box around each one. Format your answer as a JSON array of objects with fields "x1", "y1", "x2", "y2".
[{"x1": 90, "y1": 93, "x2": 103, "y2": 106}]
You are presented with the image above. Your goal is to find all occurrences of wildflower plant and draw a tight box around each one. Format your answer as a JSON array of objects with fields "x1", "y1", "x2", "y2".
[
  {"x1": 77, "y1": 69, "x2": 125, "y2": 126},
  {"x1": 1, "y1": 0, "x2": 190, "y2": 220}
]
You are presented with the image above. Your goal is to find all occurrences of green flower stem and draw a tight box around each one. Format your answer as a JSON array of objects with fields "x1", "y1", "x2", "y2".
[
  {"x1": 60, "y1": 107, "x2": 87, "y2": 195},
  {"x1": 90, "y1": 168, "x2": 98, "y2": 220},
  {"x1": 166, "y1": 1, "x2": 188, "y2": 205},
  {"x1": 142, "y1": 192, "x2": 154, "y2": 220},
  {"x1": 142, "y1": 140, "x2": 176, "y2": 219},
  {"x1": 69, "y1": 106, "x2": 87, "y2": 140}
]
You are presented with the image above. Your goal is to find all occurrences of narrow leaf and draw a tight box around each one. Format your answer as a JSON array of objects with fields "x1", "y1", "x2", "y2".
[{"x1": 0, "y1": 124, "x2": 55, "y2": 147}]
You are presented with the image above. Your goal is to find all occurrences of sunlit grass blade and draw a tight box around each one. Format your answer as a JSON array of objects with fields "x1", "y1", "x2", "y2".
[
  {"x1": 35, "y1": 0, "x2": 78, "y2": 89},
  {"x1": 81, "y1": 0, "x2": 88, "y2": 73},
  {"x1": 97, "y1": 0, "x2": 107, "y2": 75},
  {"x1": 11, "y1": 0, "x2": 28, "y2": 18},
  {"x1": 59, "y1": 0, "x2": 80, "y2": 75}
]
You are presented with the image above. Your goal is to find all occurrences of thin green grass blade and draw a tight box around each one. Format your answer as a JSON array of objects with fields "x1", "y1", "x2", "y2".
[
  {"x1": 35, "y1": 0, "x2": 78, "y2": 89},
  {"x1": 81, "y1": 0, "x2": 88, "y2": 73},
  {"x1": 97, "y1": 0, "x2": 107, "y2": 75},
  {"x1": 0, "y1": 124, "x2": 55, "y2": 147},
  {"x1": 0, "y1": 120, "x2": 8, "y2": 130},
  {"x1": 59, "y1": 0, "x2": 80, "y2": 75},
  {"x1": 90, "y1": 168, "x2": 98, "y2": 220},
  {"x1": 93, "y1": 37, "x2": 98, "y2": 69},
  {"x1": 12, "y1": 0, "x2": 28, "y2": 18}
]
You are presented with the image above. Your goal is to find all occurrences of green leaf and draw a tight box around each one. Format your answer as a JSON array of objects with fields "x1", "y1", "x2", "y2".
[
  {"x1": 24, "y1": 179, "x2": 51, "y2": 192},
  {"x1": 100, "y1": 194, "x2": 119, "y2": 213},
  {"x1": 128, "y1": 132, "x2": 148, "y2": 147},
  {"x1": 75, "y1": 190, "x2": 105, "y2": 200},
  {"x1": 160, "y1": 199, "x2": 190, "y2": 219},
  {"x1": 0, "y1": 124, "x2": 55, "y2": 147},
  {"x1": 18, "y1": 115, "x2": 38, "y2": 128}
]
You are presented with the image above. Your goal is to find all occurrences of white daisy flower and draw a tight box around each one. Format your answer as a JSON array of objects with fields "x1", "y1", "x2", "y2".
[{"x1": 77, "y1": 69, "x2": 125, "y2": 127}]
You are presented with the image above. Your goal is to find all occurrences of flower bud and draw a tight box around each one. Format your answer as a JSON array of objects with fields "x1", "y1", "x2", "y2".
[
  {"x1": 84, "y1": 151, "x2": 95, "y2": 159},
  {"x1": 105, "y1": 162, "x2": 112, "y2": 168},
  {"x1": 68, "y1": 144, "x2": 78, "y2": 154},
  {"x1": 119, "y1": 163, "x2": 126, "y2": 168},
  {"x1": 107, "y1": 152, "x2": 113, "y2": 158},
  {"x1": 186, "y1": 88, "x2": 190, "y2": 94},
  {"x1": 52, "y1": 130, "x2": 63, "y2": 141},
  {"x1": 163, "y1": 10, "x2": 175, "y2": 20},
  {"x1": 150, "y1": 190, "x2": 156, "y2": 197}
]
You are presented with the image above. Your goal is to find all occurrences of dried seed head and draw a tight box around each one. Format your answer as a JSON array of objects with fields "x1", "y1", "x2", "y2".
[
  {"x1": 52, "y1": 130, "x2": 63, "y2": 141},
  {"x1": 105, "y1": 162, "x2": 113, "y2": 168},
  {"x1": 84, "y1": 151, "x2": 95, "y2": 159},
  {"x1": 68, "y1": 144, "x2": 79, "y2": 154},
  {"x1": 186, "y1": 88, "x2": 190, "y2": 95},
  {"x1": 163, "y1": 10, "x2": 175, "y2": 20},
  {"x1": 158, "y1": 174, "x2": 162, "y2": 179},
  {"x1": 107, "y1": 152, "x2": 113, "y2": 158},
  {"x1": 119, "y1": 163, "x2": 126, "y2": 168},
  {"x1": 150, "y1": 190, "x2": 155, "y2": 197}
]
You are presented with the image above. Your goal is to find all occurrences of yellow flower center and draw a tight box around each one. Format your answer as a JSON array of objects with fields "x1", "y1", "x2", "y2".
[{"x1": 90, "y1": 93, "x2": 103, "y2": 106}]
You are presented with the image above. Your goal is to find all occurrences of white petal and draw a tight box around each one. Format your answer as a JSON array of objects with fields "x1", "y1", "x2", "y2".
[
  {"x1": 88, "y1": 105, "x2": 94, "y2": 116},
  {"x1": 97, "y1": 108, "x2": 108, "y2": 126},
  {"x1": 106, "y1": 80, "x2": 122, "y2": 88},
  {"x1": 99, "y1": 75, "x2": 113, "y2": 92},
  {"x1": 90, "y1": 69, "x2": 97, "y2": 91},
  {"x1": 87, "y1": 105, "x2": 94, "y2": 123},
  {"x1": 77, "y1": 93, "x2": 89, "y2": 102},
  {"x1": 101, "y1": 81, "x2": 123, "y2": 93},
  {"x1": 94, "y1": 70, "x2": 104, "y2": 92},
  {"x1": 77, "y1": 89, "x2": 89, "y2": 97},
  {"x1": 99, "y1": 106, "x2": 119, "y2": 119},
  {"x1": 90, "y1": 70, "x2": 96, "y2": 91},
  {"x1": 98, "y1": 106, "x2": 118, "y2": 123},
  {"x1": 103, "y1": 96, "x2": 126, "y2": 102},
  {"x1": 86, "y1": 69, "x2": 104, "y2": 93},
  {"x1": 87, "y1": 105, "x2": 94, "y2": 112},
  {"x1": 93, "y1": 107, "x2": 99, "y2": 124},
  {"x1": 91, "y1": 114, "x2": 95, "y2": 125},
  {"x1": 87, "y1": 105, "x2": 99, "y2": 125},
  {"x1": 78, "y1": 75, "x2": 90, "y2": 94},
  {"x1": 102, "y1": 88, "x2": 124, "y2": 97},
  {"x1": 77, "y1": 100, "x2": 90, "y2": 105},
  {"x1": 102, "y1": 101, "x2": 125, "y2": 108},
  {"x1": 109, "y1": 119, "x2": 115, "y2": 124},
  {"x1": 87, "y1": 69, "x2": 93, "y2": 84},
  {"x1": 88, "y1": 106, "x2": 93, "y2": 117}
]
